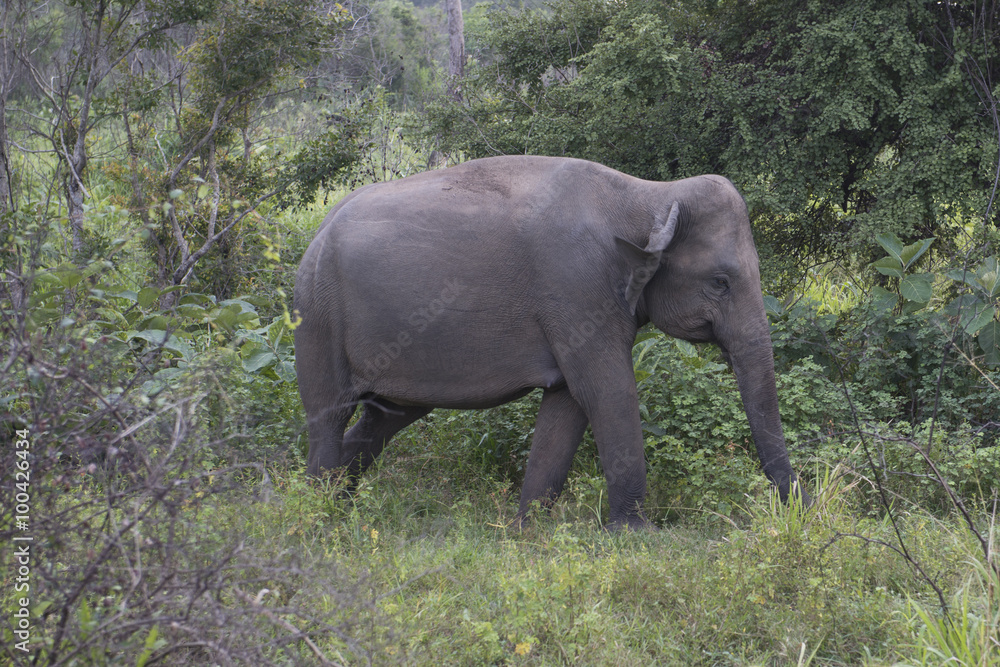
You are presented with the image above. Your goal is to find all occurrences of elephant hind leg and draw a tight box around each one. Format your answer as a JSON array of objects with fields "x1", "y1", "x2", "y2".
[
  {"x1": 342, "y1": 397, "x2": 431, "y2": 477},
  {"x1": 303, "y1": 398, "x2": 358, "y2": 477},
  {"x1": 295, "y1": 329, "x2": 358, "y2": 476},
  {"x1": 517, "y1": 387, "x2": 589, "y2": 521}
]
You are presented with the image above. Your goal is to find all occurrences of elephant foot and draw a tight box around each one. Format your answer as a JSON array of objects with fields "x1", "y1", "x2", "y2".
[
  {"x1": 789, "y1": 480, "x2": 814, "y2": 510},
  {"x1": 774, "y1": 475, "x2": 813, "y2": 509},
  {"x1": 307, "y1": 466, "x2": 355, "y2": 496}
]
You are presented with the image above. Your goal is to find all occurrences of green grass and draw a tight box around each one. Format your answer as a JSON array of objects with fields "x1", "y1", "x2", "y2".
[{"x1": 205, "y1": 430, "x2": 994, "y2": 666}]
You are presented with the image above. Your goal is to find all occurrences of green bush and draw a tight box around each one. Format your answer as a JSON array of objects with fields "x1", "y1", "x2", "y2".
[{"x1": 633, "y1": 335, "x2": 847, "y2": 519}]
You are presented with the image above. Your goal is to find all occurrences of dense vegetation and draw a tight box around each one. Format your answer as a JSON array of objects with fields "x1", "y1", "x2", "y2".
[{"x1": 1, "y1": 0, "x2": 999, "y2": 664}]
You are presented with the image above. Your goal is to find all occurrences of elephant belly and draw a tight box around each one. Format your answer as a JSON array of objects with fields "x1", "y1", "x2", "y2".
[{"x1": 347, "y1": 333, "x2": 566, "y2": 409}]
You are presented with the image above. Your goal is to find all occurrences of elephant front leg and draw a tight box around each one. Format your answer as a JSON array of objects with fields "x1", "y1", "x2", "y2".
[
  {"x1": 565, "y1": 373, "x2": 651, "y2": 530},
  {"x1": 589, "y1": 400, "x2": 650, "y2": 530},
  {"x1": 517, "y1": 387, "x2": 589, "y2": 522}
]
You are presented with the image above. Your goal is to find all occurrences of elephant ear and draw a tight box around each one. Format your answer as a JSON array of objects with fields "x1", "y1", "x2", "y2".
[{"x1": 615, "y1": 202, "x2": 680, "y2": 315}]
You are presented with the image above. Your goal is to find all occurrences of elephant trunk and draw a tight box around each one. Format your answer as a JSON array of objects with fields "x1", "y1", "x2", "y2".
[{"x1": 722, "y1": 323, "x2": 808, "y2": 505}]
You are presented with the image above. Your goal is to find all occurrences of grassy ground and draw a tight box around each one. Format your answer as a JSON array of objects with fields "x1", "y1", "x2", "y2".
[{"x1": 210, "y1": 422, "x2": 992, "y2": 666}]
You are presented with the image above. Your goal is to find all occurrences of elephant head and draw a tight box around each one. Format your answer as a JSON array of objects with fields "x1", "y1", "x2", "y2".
[{"x1": 618, "y1": 176, "x2": 806, "y2": 503}]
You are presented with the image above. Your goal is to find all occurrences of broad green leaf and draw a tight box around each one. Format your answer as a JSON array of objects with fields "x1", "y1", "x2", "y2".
[
  {"x1": 633, "y1": 329, "x2": 662, "y2": 345},
  {"x1": 873, "y1": 257, "x2": 904, "y2": 279},
  {"x1": 238, "y1": 331, "x2": 269, "y2": 346},
  {"x1": 27, "y1": 308, "x2": 62, "y2": 327},
  {"x1": 641, "y1": 422, "x2": 666, "y2": 437},
  {"x1": 126, "y1": 330, "x2": 193, "y2": 359},
  {"x1": 673, "y1": 339, "x2": 699, "y2": 358},
  {"x1": 219, "y1": 298, "x2": 258, "y2": 314},
  {"x1": 241, "y1": 295, "x2": 271, "y2": 308},
  {"x1": 235, "y1": 311, "x2": 260, "y2": 326},
  {"x1": 875, "y1": 233, "x2": 904, "y2": 265},
  {"x1": 945, "y1": 294, "x2": 979, "y2": 317},
  {"x1": 210, "y1": 306, "x2": 240, "y2": 331},
  {"x1": 633, "y1": 338, "x2": 658, "y2": 367},
  {"x1": 137, "y1": 287, "x2": 161, "y2": 308},
  {"x1": 53, "y1": 262, "x2": 84, "y2": 289},
  {"x1": 243, "y1": 349, "x2": 276, "y2": 373},
  {"x1": 948, "y1": 258, "x2": 998, "y2": 296},
  {"x1": 946, "y1": 267, "x2": 979, "y2": 288},
  {"x1": 275, "y1": 360, "x2": 297, "y2": 383},
  {"x1": 900, "y1": 273, "x2": 933, "y2": 303},
  {"x1": 267, "y1": 319, "x2": 287, "y2": 345},
  {"x1": 978, "y1": 319, "x2": 1000, "y2": 366},
  {"x1": 899, "y1": 237, "x2": 935, "y2": 270},
  {"x1": 142, "y1": 368, "x2": 184, "y2": 396},
  {"x1": 135, "y1": 314, "x2": 172, "y2": 331},
  {"x1": 110, "y1": 289, "x2": 139, "y2": 303},
  {"x1": 978, "y1": 269, "x2": 999, "y2": 298},
  {"x1": 870, "y1": 285, "x2": 897, "y2": 313},
  {"x1": 95, "y1": 307, "x2": 128, "y2": 325},
  {"x1": 762, "y1": 294, "x2": 784, "y2": 317},
  {"x1": 176, "y1": 304, "x2": 207, "y2": 319},
  {"x1": 179, "y1": 293, "x2": 217, "y2": 306},
  {"x1": 963, "y1": 306, "x2": 996, "y2": 336}
]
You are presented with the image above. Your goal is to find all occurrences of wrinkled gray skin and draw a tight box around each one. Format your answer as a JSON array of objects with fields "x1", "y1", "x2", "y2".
[{"x1": 295, "y1": 155, "x2": 806, "y2": 529}]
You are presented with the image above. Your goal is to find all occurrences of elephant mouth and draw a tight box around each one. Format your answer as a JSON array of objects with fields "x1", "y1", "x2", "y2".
[{"x1": 677, "y1": 321, "x2": 715, "y2": 345}]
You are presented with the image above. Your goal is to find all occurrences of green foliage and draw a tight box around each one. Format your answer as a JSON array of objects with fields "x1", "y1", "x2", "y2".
[
  {"x1": 282, "y1": 87, "x2": 439, "y2": 208},
  {"x1": 418, "y1": 393, "x2": 542, "y2": 483},
  {"x1": 183, "y1": 0, "x2": 345, "y2": 112},
  {"x1": 904, "y1": 556, "x2": 1000, "y2": 667},
  {"x1": 370, "y1": 0, "x2": 448, "y2": 109},
  {"x1": 635, "y1": 335, "x2": 845, "y2": 519},
  {"x1": 872, "y1": 232, "x2": 937, "y2": 311},
  {"x1": 281, "y1": 125, "x2": 361, "y2": 208},
  {"x1": 947, "y1": 255, "x2": 1000, "y2": 366}
]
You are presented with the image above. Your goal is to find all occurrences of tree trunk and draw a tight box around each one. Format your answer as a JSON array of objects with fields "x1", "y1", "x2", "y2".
[
  {"x1": 445, "y1": 0, "x2": 464, "y2": 100},
  {"x1": 0, "y1": 1, "x2": 17, "y2": 215}
]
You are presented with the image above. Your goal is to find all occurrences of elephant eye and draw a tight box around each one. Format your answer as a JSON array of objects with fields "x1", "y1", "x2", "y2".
[{"x1": 714, "y1": 277, "x2": 730, "y2": 290}]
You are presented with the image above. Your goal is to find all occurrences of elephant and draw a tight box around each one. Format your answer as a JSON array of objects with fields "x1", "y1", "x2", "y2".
[{"x1": 294, "y1": 155, "x2": 807, "y2": 530}]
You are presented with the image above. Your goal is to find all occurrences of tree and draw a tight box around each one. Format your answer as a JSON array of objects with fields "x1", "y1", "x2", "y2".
[
  {"x1": 446, "y1": 0, "x2": 465, "y2": 98},
  {"x1": 150, "y1": 0, "x2": 345, "y2": 294},
  {"x1": 331, "y1": 0, "x2": 450, "y2": 110},
  {"x1": 21, "y1": 1, "x2": 212, "y2": 258},
  {"x1": 8, "y1": 0, "x2": 346, "y2": 300},
  {"x1": 0, "y1": 0, "x2": 30, "y2": 215}
]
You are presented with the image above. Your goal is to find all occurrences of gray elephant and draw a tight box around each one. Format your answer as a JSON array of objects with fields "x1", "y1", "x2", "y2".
[{"x1": 294, "y1": 155, "x2": 806, "y2": 529}]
